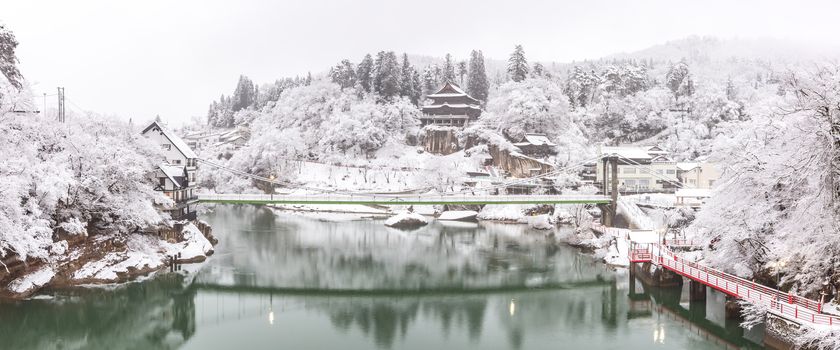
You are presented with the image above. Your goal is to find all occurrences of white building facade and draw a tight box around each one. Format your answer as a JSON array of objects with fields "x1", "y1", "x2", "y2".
[{"x1": 142, "y1": 121, "x2": 199, "y2": 221}]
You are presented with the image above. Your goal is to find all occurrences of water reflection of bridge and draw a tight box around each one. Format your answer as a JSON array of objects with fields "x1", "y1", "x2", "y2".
[{"x1": 628, "y1": 275, "x2": 764, "y2": 349}]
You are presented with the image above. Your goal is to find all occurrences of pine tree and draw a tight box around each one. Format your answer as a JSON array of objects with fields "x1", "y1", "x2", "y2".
[
  {"x1": 305, "y1": 72, "x2": 312, "y2": 86},
  {"x1": 442, "y1": 53, "x2": 456, "y2": 83},
  {"x1": 422, "y1": 66, "x2": 437, "y2": 94},
  {"x1": 410, "y1": 69, "x2": 422, "y2": 105},
  {"x1": 356, "y1": 54, "x2": 374, "y2": 92},
  {"x1": 507, "y1": 45, "x2": 529, "y2": 82},
  {"x1": 232, "y1": 75, "x2": 256, "y2": 112},
  {"x1": 399, "y1": 53, "x2": 414, "y2": 97},
  {"x1": 467, "y1": 50, "x2": 489, "y2": 103},
  {"x1": 457, "y1": 61, "x2": 468, "y2": 85},
  {"x1": 375, "y1": 51, "x2": 401, "y2": 99}
]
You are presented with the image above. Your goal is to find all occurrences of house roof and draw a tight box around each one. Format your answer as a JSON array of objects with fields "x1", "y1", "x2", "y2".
[
  {"x1": 422, "y1": 103, "x2": 481, "y2": 110},
  {"x1": 142, "y1": 121, "x2": 198, "y2": 159},
  {"x1": 426, "y1": 81, "x2": 480, "y2": 102},
  {"x1": 158, "y1": 164, "x2": 187, "y2": 188},
  {"x1": 600, "y1": 146, "x2": 652, "y2": 160},
  {"x1": 518, "y1": 133, "x2": 556, "y2": 146}
]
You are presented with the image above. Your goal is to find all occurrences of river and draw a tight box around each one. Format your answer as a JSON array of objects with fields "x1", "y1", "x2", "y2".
[{"x1": 0, "y1": 205, "x2": 764, "y2": 349}]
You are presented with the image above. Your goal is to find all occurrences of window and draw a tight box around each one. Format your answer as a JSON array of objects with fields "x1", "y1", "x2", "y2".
[
  {"x1": 624, "y1": 179, "x2": 636, "y2": 186},
  {"x1": 623, "y1": 168, "x2": 636, "y2": 174},
  {"x1": 638, "y1": 179, "x2": 650, "y2": 188},
  {"x1": 173, "y1": 159, "x2": 182, "y2": 165},
  {"x1": 162, "y1": 144, "x2": 171, "y2": 150},
  {"x1": 666, "y1": 169, "x2": 676, "y2": 174},
  {"x1": 688, "y1": 179, "x2": 696, "y2": 185},
  {"x1": 656, "y1": 169, "x2": 664, "y2": 175},
  {"x1": 159, "y1": 178, "x2": 165, "y2": 187}
]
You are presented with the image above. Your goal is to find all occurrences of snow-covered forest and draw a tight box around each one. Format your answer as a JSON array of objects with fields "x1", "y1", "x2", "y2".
[{"x1": 0, "y1": 25, "x2": 215, "y2": 298}]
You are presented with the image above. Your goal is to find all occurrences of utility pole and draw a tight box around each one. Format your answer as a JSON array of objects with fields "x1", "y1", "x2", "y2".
[
  {"x1": 57, "y1": 87, "x2": 65, "y2": 122},
  {"x1": 42, "y1": 93, "x2": 46, "y2": 117}
]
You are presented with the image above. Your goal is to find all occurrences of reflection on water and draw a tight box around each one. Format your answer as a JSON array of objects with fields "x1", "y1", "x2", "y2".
[{"x1": 0, "y1": 206, "x2": 761, "y2": 349}]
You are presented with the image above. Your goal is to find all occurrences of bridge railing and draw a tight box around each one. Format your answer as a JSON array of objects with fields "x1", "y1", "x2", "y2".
[
  {"x1": 197, "y1": 193, "x2": 612, "y2": 203},
  {"x1": 629, "y1": 242, "x2": 838, "y2": 326}
]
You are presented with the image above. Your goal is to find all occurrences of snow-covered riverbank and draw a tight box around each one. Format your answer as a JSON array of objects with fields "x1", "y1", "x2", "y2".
[{"x1": 1, "y1": 222, "x2": 217, "y2": 300}]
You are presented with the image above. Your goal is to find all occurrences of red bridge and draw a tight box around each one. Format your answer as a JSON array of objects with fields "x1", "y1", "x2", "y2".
[{"x1": 630, "y1": 242, "x2": 840, "y2": 326}]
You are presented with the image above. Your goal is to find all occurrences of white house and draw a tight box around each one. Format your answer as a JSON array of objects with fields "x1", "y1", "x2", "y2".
[
  {"x1": 142, "y1": 121, "x2": 199, "y2": 221},
  {"x1": 596, "y1": 145, "x2": 680, "y2": 193}
]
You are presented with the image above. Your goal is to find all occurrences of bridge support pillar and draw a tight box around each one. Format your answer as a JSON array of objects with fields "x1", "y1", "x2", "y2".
[
  {"x1": 689, "y1": 280, "x2": 706, "y2": 301},
  {"x1": 725, "y1": 296, "x2": 742, "y2": 320},
  {"x1": 598, "y1": 203, "x2": 614, "y2": 226}
]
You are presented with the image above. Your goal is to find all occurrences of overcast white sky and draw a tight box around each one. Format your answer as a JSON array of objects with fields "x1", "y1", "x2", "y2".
[{"x1": 5, "y1": 0, "x2": 840, "y2": 125}]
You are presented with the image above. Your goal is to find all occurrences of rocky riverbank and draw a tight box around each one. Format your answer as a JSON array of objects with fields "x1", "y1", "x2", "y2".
[{"x1": 0, "y1": 222, "x2": 217, "y2": 300}]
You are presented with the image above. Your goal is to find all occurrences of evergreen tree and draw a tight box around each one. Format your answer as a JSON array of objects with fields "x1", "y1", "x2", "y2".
[
  {"x1": 410, "y1": 69, "x2": 422, "y2": 105},
  {"x1": 329, "y1": 59, "x2": 357, "y2": 89},
  {"x1": 422, "y1": 66, "x2": 437, "y2": 94},
  {"x1": 507, "y1": 45, "x2": 529, "y2": 82},
  {"x1": 0, "y1": 24, "x2": 22, "y2": 89},
  {"x1": 467, "y1": 50, "x2": 489, "y2": 103},
  {"x1": 232, "y1": 75, "x2": 256, "y2": 112},
  {"x1": 442, "y1": 53, "x2": 456, "y2": 83},
  {"x1": 531, "y1": 62, "x2": 545, "y2": 78},
  {"x1": 356, "y1": 54, "x2": 374, "y2": 92},
  {"x1": 457, "y1": 61, "x2": 468, "y2": 85},
  {"x1": 374, "y1": 51, "x2": 401, "y2": 99},
  {"x1": 305, "y1": 72, "x2": 312, "y2": 86},
  {"x1": 399, "y1": 53, "x2": 414, "y2": 97}
]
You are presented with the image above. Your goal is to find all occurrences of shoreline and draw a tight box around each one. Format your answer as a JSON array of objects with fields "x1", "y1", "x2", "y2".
[{"x1": 0, "y1": 221, "x2": 217, "y2": 301}]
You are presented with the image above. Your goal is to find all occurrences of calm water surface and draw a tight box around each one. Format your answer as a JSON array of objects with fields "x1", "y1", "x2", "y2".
[{"x1": 0, "y1": 206, "x2": 763, "y2": 349}]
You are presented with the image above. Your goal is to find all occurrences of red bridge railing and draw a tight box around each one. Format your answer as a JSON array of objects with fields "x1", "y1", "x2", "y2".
[{"x1": 630, "y1": 243, "x2": 838, "y2": 326}]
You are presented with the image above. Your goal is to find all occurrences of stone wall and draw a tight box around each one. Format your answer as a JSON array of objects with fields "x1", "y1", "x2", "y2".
[{"x1": 489, "y1": 145, "x2": 554, "y2": 178}]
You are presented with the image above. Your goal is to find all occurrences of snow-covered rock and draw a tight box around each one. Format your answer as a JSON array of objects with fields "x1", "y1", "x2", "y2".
[
  {"x1": 7, "y1": 267, "x2": 55, "y2": 295},
  {"x1": 437, "y1": 210, "x2": 478, "y2": 221},
  {"x1": 384, "y1": 211, "x2": 428, "y2": 229},
  {"x1": 524, "y1": 214, "x2": 554, "y2": 230}
]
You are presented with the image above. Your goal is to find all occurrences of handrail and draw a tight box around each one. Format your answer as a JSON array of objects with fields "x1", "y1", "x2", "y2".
[
  {"x1": 196, "y1": 193, "x2": 612, "y2": 204},
  {"x1": 629, "y1": 241, "x2": 837, "y2": 326}
]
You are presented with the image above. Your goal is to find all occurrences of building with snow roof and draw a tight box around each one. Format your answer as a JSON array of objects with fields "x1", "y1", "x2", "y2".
[
  {"x1": 595, "y1": 145, "x2": 680, "y2": 194},
  {"x1": 513, "y1": 133, "x2": 557, "y2": 158},
  {"x1": 420, "y1": 81, "x2": 482, "y2": 127},
  {"x1": 142, "y1": 121, "x2": 199, "y2": 221},
  {"x1": 677, "y1": 162, "x2": 720, "y2": 189}
]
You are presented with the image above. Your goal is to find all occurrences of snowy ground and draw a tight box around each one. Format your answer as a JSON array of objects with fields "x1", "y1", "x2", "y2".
[{"x1": 3, "y1": 222, "x2": 215, "y2": 299}]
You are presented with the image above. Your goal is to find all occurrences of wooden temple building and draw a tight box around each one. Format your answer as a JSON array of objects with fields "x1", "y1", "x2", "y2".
[{"x1": 420, "y1": 81, "x2": 482, "y2": 127}]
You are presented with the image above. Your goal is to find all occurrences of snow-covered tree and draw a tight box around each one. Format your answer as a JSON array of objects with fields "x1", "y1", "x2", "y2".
[
  {"x1": 666, "y1": 59, "x2": 693, "y2": 101},
  {"x1": 0, "y1": 24, "x2": 22, "y2": 90},
  {"x1": 457, "y1": 61, "x2": 467, "y2": 86},
  {"x1": 442, "y1": 54, "x2": 456, "y2": 83},
  {"x1": 356, "y1": 54, "x2": 374, "y2": 93},
  {"x1": 329, "y1": 59, "x2": 357, "y2": 89},
  {"x1": 507, "y1": 45, "x2": 529, "y2": 82},
  {"x1": 479, "y1": 78, "x2": 572, "y2": 141},
  {"x1": 689, "y1": 65, "x2": 840, "y2": 295},
  {"x1": 467, "y1": 50, "x2": 489, "y2": 103},
  {"x1": 373, "y1": 51, "x2": 401, "y2": 99},
  {"x1": 231, "y1": 75, "x2": 257, "y2": 112},
  {"x1": 564, "y1": 66, "x2": 599, "y2": 108}
]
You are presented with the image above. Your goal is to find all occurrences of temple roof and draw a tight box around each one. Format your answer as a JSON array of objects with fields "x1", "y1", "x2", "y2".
[{"x1": 427, "y1": 81, "x2": 480, "y2": 103}]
